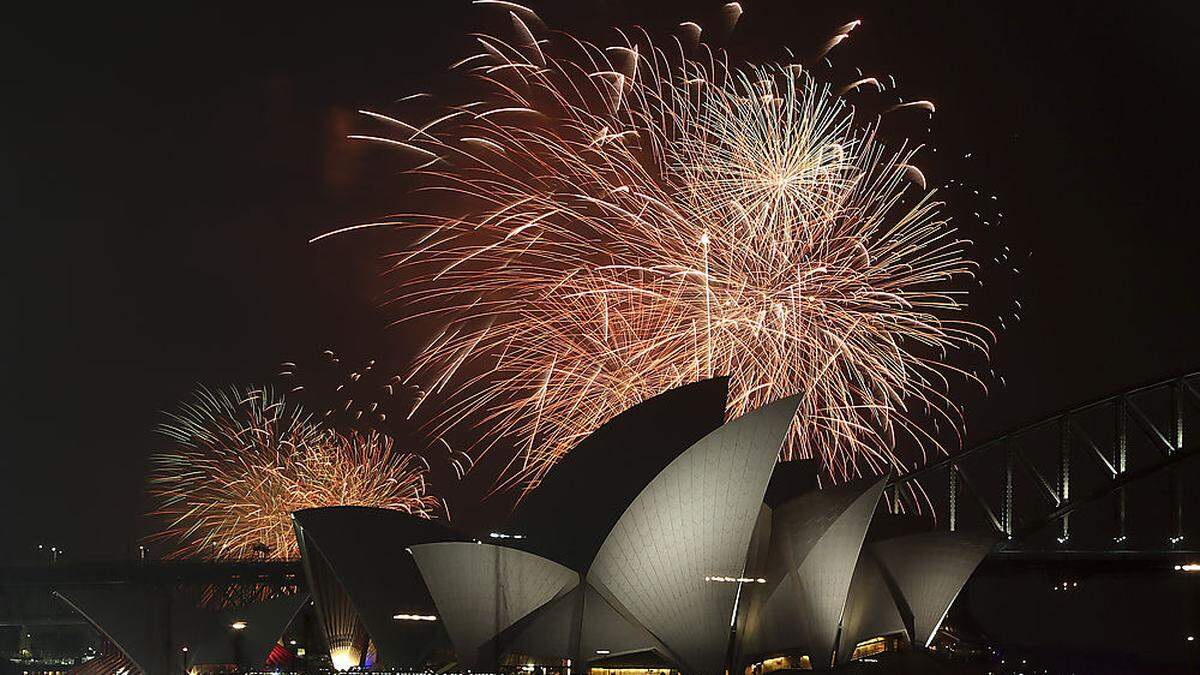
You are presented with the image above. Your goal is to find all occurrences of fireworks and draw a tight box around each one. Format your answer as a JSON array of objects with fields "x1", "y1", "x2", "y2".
[
  {"x1": 279, "y1": 350, "x2": 402, "y2": 429},
  {"x1": 277, "y1": 349, "x2": 475, "y2": 482},
  {"x1": 148, "y1": 386, "x2": 439, "y2": 560},
  {"x1": 328, "y1": 4, "x2": 991, "y2": 495}
]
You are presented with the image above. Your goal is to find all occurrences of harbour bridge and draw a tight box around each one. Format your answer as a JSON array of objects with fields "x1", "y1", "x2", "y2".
[
  {"x1": 0, "y1": 560, "x2": 302, "y2": 628},
  {"x1": 888, "y1": 370, "x2": 1200, "y2": 557}
]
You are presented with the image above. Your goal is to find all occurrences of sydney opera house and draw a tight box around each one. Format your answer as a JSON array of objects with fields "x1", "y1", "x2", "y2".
[
  {"x1": 291, "y1": 378, "x2": 996, "y2": 673},
  {"x1": 45, "y1": 379, "x2": 992, "y2": 674}
]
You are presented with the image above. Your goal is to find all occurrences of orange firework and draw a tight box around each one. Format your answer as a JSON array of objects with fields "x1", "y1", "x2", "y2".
[
  {"x1": 148, "y1": 386, "x2": 439, "y2": 560},
  {"x1": 325, "y1": 4, "x2": 991, "y2": 496}
]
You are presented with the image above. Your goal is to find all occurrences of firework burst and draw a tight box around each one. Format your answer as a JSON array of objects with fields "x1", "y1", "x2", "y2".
[
  {"x1": 327, "y1": 4, "x2": 992, "y2": 496},
  {"x1": 148, "y1": 386, "x2": 440, "y2": 560}
]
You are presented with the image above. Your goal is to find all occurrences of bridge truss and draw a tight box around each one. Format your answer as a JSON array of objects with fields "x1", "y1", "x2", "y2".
[{"x1": 890, "y1": 372, "x2": 1200, "y2": 552}]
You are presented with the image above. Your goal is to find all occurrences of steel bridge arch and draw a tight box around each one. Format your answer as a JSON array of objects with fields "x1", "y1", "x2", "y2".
[{"x1": 889, "y1": 371, "x2": 1200, "y2": 550}]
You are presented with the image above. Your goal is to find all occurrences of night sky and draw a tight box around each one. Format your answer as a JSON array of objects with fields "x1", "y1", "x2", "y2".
[{"x1": 3, "y1": 1, "x2": 1199, "y2": 563}]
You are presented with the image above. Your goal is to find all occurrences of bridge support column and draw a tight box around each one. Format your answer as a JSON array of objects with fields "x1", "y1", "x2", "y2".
[
  {"x1": 1114, "y1": 398, "x2": 1128, "y2": 545},
  {"x1": 948, "y1": 466, "x2": 958, "y2": 533},
  {"x1": 1003, "y1": 443, "x2": 1014, "y2": 540},
  {"x1": 1170, "y1": 468, "x2": 1183, "y2": 544},
  {"x1": 1058, "y1": 416, "x2": 1071, "y2": 544},
  {"x1": 1170, "y1": 380, "x2": 1185, "y2": 545}
]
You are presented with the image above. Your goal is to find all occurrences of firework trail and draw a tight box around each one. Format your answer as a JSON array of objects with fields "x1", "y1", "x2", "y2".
[
  {"x1": 278, "y1": 349, "x2": 475, "y2": 483},
  {"x1": 280, "y1": 350, "x2": 401, "y2": 428},
  {"x1": 323, "y1": 3, "x2": 993, "y2": 498},
  {"x1": 148, "y1": 386, "x2": 440, "y2": 560}
]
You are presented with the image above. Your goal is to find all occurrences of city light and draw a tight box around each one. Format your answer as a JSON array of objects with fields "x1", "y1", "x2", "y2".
[
  {"x1": 595, "y1": 650, "x2": 611, "y2": 655},
  {"x1": 393, "y1": 613, "x2": 437, "y2": 621},
  {"x1": 489, "y1": 532, "x2": 526, "y2": 540},
  {"x1": 705, "y1": 576, "x2": 767, "y2": 584},
  {"x1": 230, "y1": 621, "x2": 247, "y2": 630},
  {"x1": 1174, "y1": 564, "x2": 1200, "y2": 572}
]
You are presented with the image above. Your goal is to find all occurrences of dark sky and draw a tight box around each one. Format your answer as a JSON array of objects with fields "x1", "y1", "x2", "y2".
[{"x1": 2, "y1": 1, "x2": 1199, "y2": 563}]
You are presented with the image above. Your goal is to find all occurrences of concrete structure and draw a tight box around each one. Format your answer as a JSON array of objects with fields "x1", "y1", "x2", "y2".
[{"x1": 297, "y1": 379, "x2": 996, "y2": 673}]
